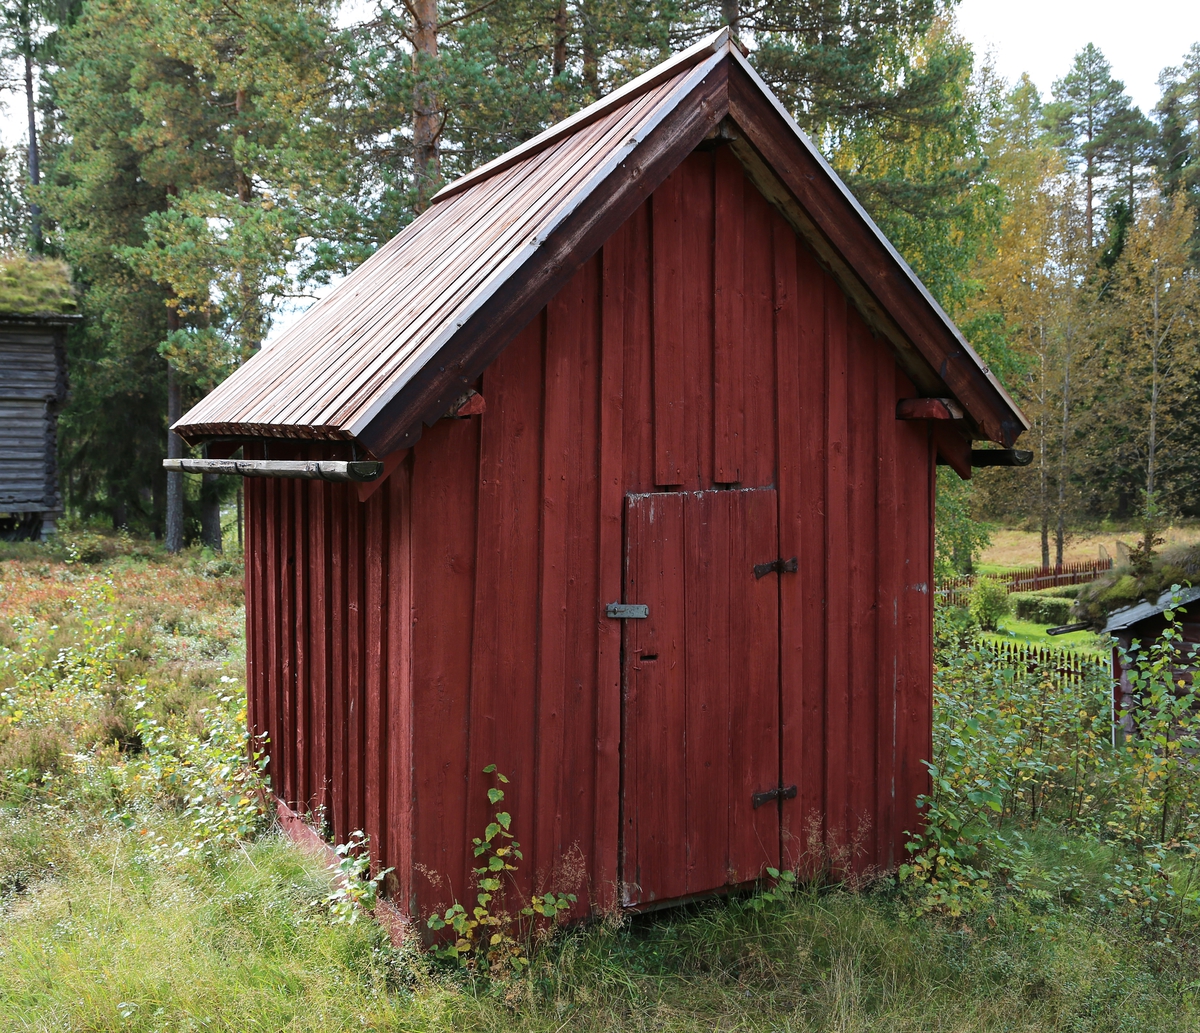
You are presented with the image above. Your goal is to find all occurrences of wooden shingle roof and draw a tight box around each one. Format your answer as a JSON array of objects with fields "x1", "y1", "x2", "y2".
[{"x1": 176, "y1": 28, "x2": 1028, "y2": 456}]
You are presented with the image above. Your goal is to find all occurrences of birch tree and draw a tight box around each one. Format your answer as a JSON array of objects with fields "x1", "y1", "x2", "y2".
[{"x1": 1111, "y1": 192, "x2": 1199, "y2": 551}]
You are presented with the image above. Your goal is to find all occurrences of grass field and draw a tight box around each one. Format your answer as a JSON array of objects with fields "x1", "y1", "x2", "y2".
[
  {"x1": 2, "y1": 533, "x2": 1199, "y2": 1031},
  {"x1": 980, "y1": 525, "x2": 1200, "y2": 570},
  {"x1": 983, "y1": 615, "x2": 1107, "y2": 653}
]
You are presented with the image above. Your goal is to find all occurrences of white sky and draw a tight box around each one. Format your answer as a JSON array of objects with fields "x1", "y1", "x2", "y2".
[{"x1": 956, "y1": 0, "x2": 1200, "y2": 114}]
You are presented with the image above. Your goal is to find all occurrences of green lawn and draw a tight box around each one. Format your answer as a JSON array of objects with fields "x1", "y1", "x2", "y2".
[{"x1": 984, "y1": 615, "x2": 1108, "y2": 654}]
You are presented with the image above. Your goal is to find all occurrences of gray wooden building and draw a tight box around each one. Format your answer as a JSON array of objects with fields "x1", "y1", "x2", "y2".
[{"x1": 0, "y1": 313, "x2": 76, "y2": 539}]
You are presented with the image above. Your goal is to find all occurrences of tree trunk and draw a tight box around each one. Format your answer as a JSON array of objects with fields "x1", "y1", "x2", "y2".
[
  {"x1": 200, "y1": 472, "x2": 222, "y2": 552},
  {"x1": 580, "y1": 1, "x2": 598, "y2": 98},
  {"x1": 552, "y1": 0, "x2": 568, "y2": 78},
  {"x1": 1055, "y1": 336, "x2": 1071, "y2": 568},
  {"x1": 1144, "y1": 270, "x2": 1161, "y2": 557},
  {"x1": 722, "y1": 0, "x2": 740, "y2": 35},
  {"x1": 165, "y1": 355, "x2": 184, "y2": 554},
  {"x1": 1037, "y1": 338, "x2": 1050, "y2": 568},
  {"x1": 412, "y1": 0, "x2": 440, "y2": 210},
  {"x1": 23, "y1": 47, "x2": 41, "y2": 252}
]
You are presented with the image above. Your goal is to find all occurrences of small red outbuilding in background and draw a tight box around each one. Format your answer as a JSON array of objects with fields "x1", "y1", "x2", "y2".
[{"x1": 173, "y1": 29, "x2": 1028, "y2": 919}]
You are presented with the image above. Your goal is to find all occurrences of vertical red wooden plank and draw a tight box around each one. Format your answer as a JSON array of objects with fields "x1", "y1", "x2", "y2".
[
  {"x1": 293, "y1": 479, "x2": 309, "y2": 813},
  {"x1": 279, "y1": 478, "x2": 296, "y2": 806},
  {"x1": 364, "y1": 486, "x2": 388, "y2": 873},
  {"x1": 823, "y1": 276, "x2": 851, "y2": 860},
  {"x1": 680, "y1": 152, "x2": 715, "y2": 490},
  {"x1": 713, "y1": 147, "x2": 745, "y2": 484},
  {"x1": 309, "y1": 480, "x2": 331, "y2": 821},
  {"x1": 622, "y1": 492, "x2": 688, "y2": 906},
  {"x1": 346, "y1": 487, "x2": 365, "y2": 836},
  {"x1": 622, "y1": 200, "x2": 655, "y2": 493},
  {"x1": 329, "y1": 485, "x2": 348, "y2": 839},
  {"x1": 410, "y1": 418, "x2": 479, "y2": 911},
  {"x1": 683, "y1": 490, "x2": 731, "y2": 892},
  {"x1": 846, "y1": 311, "x2": 879, "y2": 867},
  {"x1": 774, "y1": 223, "x2": 816, "y2": 868},
  {"x1": 874, "y1": 352, "x2": 901, "y2": 869},
  {"x1": 561, "y1": 255, "x2": 604, "y2": 914},
  {"x1": 466, "y1": 316, "x2": 544, "y2": 908},
  {"x1": 535, "y1": 263, "x2": 600, "y2": 899},
  {"x1": 386, "y1": 456, "x2": 414, "y2": 911},
  {"x1": 652, "y1": 169, "x2": 685, "y2": 485},
  {"x1": 245, "y1": 477, "x2": 263, "y2": 753},
  {"x1": 894, "y1": 373, "x2": 934, "y2": 849},
  {"x1": 727, "y1": 487, "x2": 781, "y2": 882},
  {"x1": 264, "y1": 480, "x2": 281, "y2": 801},
  {"x1": 595, "y1": 230, "x2": 626, "y2": 911},
  {"x1": 741, "y1": 184, "x2": 777, "y2": 488}
]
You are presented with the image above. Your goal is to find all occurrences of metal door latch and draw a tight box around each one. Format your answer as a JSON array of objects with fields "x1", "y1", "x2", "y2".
[
  {"x1": 753, "y1": 556, "x2": 798, "y2": 579},
  {"x1": 752, "y1": 784, "x2": 798, "y2": 809},
  {"x1": 606, "y1": 602, "x2": 649, "y2": 619}
]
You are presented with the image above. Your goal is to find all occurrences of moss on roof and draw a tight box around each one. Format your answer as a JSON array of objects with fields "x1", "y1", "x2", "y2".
[
  {"x1": 1074, "y1": 543, "x2": 1200, "y2": 627},
  {"x1": 0, "y1": 253, "x2": 76, "y2": 315}
]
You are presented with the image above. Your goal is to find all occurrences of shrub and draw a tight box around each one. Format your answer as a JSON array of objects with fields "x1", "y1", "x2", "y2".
[
  {"x1": 1009, "y1": 592, "x2": 1074, "y2": 626},
  {"x1": 968, "y1": 577, "x2": 1009, "y2": 630},
  {"x1": 1035, "y1": 584, "x2": 1082, "y2": 599}
]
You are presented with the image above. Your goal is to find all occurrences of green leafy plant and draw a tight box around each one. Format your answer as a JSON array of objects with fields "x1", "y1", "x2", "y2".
[
  {"x1": 318, "y1": 830, "x2": 394, "y2": 925},
  {"x1": 427, "y1": 765, "x2": 576, "y2": 976},
  {"x1": 746, "y1": 866, "x2": 798, "y2": 911},
  {"x1": 968, "y1": 576, "x2": 1010, "y2": 631}
]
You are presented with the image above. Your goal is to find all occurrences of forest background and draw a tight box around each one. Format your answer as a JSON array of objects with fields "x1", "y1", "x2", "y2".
[{"x1": 1, "y1": 0, "x2": 1198, "y2": 568}]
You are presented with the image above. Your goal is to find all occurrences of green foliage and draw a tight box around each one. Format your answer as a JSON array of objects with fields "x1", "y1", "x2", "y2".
[
  {"x1": 744, "y1": 866, "x2": 798, "y2": 912},
  {"x1": 0, "y1": 252, "x2": 74, "y2": 313},
  {"x1": 968, "y1": 576, "x2": 1010, "y2": 630},
  {"x1": 427, "y1": 765, "x2": 575, "y2": 977},
  {"x1": 934, "y1": 468, "x2": 991, "y2": 577},
  {"x1": 315, "y1": 829, "x2": 395, "y2": 925},
  {"x1": 1009, "y1": 591, "x2": 1074, "y2": 625},
  {"x1": 904, "y1": 600, "x2": 1200, "y2": 937},
  {"x1": 5, "y1": 552, "x2": 1200, "y2": 1029},
  {"x1": 1075, "y1": 543, "x2": 1200, "y2": 626}
]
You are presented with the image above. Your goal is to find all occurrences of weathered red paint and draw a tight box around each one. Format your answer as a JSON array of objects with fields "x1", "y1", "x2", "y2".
[{"x1": 244, "y1": 150, "x2": 936, "y2": 921}]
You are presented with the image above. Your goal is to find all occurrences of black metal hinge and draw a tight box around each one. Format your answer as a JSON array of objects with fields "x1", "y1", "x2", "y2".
[
  {"x1": 753, "y1": 556, "x2": 798, "y2": 579},
  {"x1": 752, "y1": 784, "x2": 797, "y2": 809}
]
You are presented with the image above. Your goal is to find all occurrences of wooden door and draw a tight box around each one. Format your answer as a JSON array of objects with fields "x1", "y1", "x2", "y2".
[{"x1": 620, "y1": 488, "x2": 781, "y2": 906}]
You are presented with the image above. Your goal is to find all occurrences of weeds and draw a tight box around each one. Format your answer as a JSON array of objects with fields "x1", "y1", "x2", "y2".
[
  {"x1": 904, "y1": 590, "x2": 1200, "y2": 940},
  {"x1": 427, "y1": 765, "x2": 576, "y2": 976},
  {"x1": 3, "y1": 539, "x2": 1200, "y2": 1030}
]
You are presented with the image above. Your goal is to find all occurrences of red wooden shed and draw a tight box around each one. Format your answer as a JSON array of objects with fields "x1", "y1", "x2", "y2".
[{"x1": 173, "y1": 29, "x2": 1028, "y2": 918}]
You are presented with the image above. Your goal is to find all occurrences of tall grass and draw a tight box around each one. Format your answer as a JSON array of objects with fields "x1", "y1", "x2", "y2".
[
  {"x1": 4, "y1": 837, "x2": 1196, "y2": 1031},
  {"x1": 3, "y1": 538, "x2": 1200, "y2": 1031}
]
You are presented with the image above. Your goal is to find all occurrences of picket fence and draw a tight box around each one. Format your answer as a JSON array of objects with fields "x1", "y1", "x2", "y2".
[
  {"x1": 981, "y1": 636, "x2": 1111, "y2": 689},
  {"x1": 937, "y1": 558, "x2": 1113, "y2": 609}
]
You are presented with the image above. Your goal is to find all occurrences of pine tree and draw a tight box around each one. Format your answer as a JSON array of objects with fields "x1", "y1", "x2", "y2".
[
  {"x1": 1044, "y1": 44, "x2": 1132, "y2": 251},
  {"x1": 1156, "y1": 44, "x2": 1200, "y2": 259}
]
